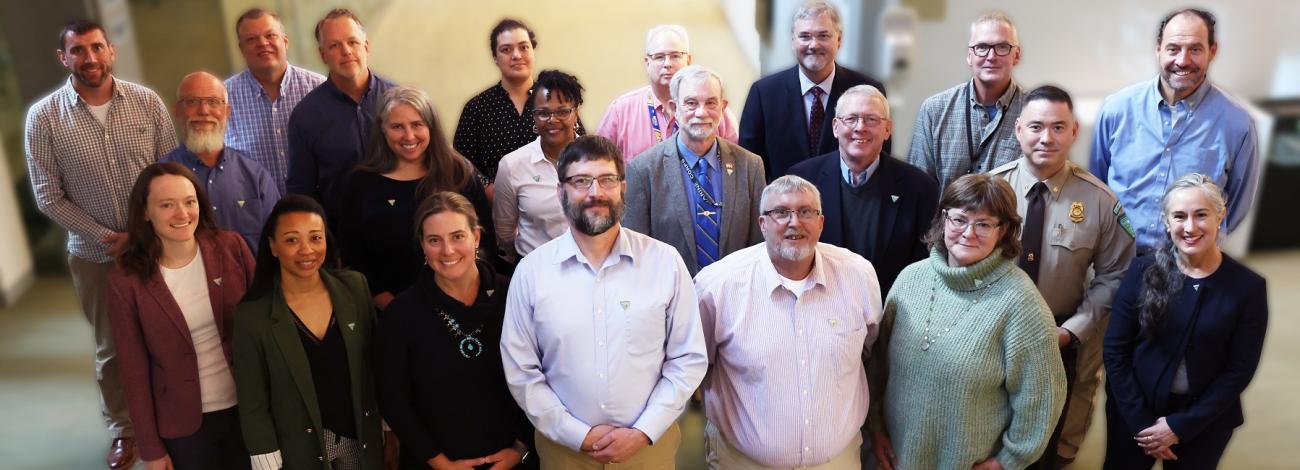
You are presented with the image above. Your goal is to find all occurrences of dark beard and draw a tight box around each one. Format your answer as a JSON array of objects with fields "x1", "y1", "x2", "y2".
[{"x1": 563, "y1": 190, "x2": 625, "y2": 236}]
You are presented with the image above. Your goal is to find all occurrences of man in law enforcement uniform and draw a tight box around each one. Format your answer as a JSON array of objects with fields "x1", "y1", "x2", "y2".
[{"x1": 991, "y1": 85, "x2": 1135, "y2": 468}]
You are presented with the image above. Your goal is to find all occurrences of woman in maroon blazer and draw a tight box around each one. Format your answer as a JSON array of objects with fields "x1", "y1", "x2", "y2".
[{"x1": 108, "y1": 162, "x2": 256, "y2": 470}]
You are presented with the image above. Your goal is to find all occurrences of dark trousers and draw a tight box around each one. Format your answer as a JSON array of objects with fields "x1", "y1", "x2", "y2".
[
  {"x1": 162, "y1": 406, "x2": 251, "y2": 470},
  {"x1": 1103, "y1": 391, "x2": 1234, "y2": 470},
  {"x1": 1031, "y1": 345, "x2": 1078, "y2": 469}
]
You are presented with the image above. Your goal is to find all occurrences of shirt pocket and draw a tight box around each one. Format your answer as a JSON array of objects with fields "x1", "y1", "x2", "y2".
[
  {"x1": 828, "y1": 314, "x2": 868, "y2": 379},
  {"x1": 1050, "y1": 225, "x2": 1098, "y2": 253},
  {"x1": 623, "y1": 300, "x2": 669, "y2": 357}
]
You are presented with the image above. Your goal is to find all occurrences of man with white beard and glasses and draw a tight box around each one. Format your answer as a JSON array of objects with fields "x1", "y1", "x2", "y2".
[
  {"x1": 501, "y1": 135, "x2": 706, "y2": 469},
  {"x1": 24, "y1": 19, "x2": 177, "y2": 469},
  {"x1": 694, "y1": 175, "x2": 883, "y2": 469},
  {"x1": 162, "y1": 72, "x2": 280, "y2": 253}
]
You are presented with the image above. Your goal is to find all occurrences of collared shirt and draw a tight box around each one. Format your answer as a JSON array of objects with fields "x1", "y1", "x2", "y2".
[
  {"x1": 695, "y1": 243, "x2": 882, "y2": 467},
  {"x1": 906, "y1": 80, "x2": 1024, "y2": 194},
  {"x1": 224, "y1": 65, "x2": 326, "y2": 194},
  {"x1": 285, "y1": 71, "x2": 396, "y2": 202},
  {"x1": 798, "y1": 67, "x2": 837, "y2": 123},
  {"x1": 24, "y1": 77, "x2": 177, "y2": 263},
  {"x1": 1089, "y1": 77, "x2": 1260, "y2": 250},
  {"x1": 593, "y1": 84, "x2": 739, "y2": 161},
  {"x1": 453, "y1": 83, "x2": 537, "y2": 180},
  {"x1": 839, "y1": 154, "x2": 881, "y2": 187},
  {"x1": 500, "y1": 227, "x2": 707, "y2": 451},
  {"x1": 493, "y1": 137, "x2": 567, "y2": 258},
  {"x1": 161, "y1": 146, "x2": 281, "y2": 253},
  {"x1": 991, "y1": 159, "x2": 1136, "y2": 344}
]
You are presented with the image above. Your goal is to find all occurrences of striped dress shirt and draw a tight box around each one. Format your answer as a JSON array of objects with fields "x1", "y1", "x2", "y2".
[
  {"x1": 501, "y1": 227, "x2": 707, "y2": 451},
  {"x1": 694, "y1": 242, "x2": 882, "y2": 467},
  {"x1": 24, "y1": 77, "x2": 177, "y2": 263},
  {"x1": 224, "y1": 65, "x2": 325, "y2": 194}
]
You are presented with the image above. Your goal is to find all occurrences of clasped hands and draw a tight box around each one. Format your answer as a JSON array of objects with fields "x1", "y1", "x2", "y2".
[
  {"x1": 581, "y1": 424, "x2": 650, "y2": 465},
  {"x1": 1135, "y1": 416, "x2": 1180, "y2": 460}
]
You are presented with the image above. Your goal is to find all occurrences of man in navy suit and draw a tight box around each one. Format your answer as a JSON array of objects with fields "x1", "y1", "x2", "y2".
[
  {"x1": 739, "y1": 0, "x2": 886, "y2": 181},
  {"x1": 788, "y1": 85, "x2": 936, "y2": 296}
]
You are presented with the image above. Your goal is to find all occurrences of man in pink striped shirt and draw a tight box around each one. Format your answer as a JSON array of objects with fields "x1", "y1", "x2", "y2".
[
  {"x1": 694, "y1": 175, "x2": 882, "y2": 469},
  {"x1": 594, "y1": 24, "x2": 739, "y2": 161}
]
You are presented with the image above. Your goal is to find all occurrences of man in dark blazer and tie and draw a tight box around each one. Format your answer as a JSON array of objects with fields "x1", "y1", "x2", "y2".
[
  {"x1": 739, "y1": 0, "x2": 887, "y2": 181},
  {"x1": 788, "y1": 84, "x2": 936, "y2": 295},
  {"x1": 625, "y1": 65, "x2": 765, "y2": 276}
]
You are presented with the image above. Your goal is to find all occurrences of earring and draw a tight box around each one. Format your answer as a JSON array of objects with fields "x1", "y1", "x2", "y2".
[
  {"x1": 575, "y1": 121, "x2": 584, "y2": 136},
  {"x1": 532, "y1": 123, "x2": 539, "y2": 134}
]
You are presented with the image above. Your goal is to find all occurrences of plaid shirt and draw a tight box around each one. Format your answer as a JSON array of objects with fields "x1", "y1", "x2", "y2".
[
  {"x1": 24, "y1": 77, "x2": 177, "y2": 263},
  {"x1": 224, "y1": 65, "x2": 325, "y2": 194},
  {"x1": 906, "y1": 80, "x2": 1024, "y2": 195}
]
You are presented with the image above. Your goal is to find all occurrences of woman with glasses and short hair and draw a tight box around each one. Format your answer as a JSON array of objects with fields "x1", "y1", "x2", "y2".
[
  {"x1": 492, "y1": 70, "x2": 584, "y2": 261},
  {"x1": 867, "y1": 173, "x2": 1066, "y2": 470},
  {"x1": 337, "y1": 86, "x2": 498, "y2": 310}
]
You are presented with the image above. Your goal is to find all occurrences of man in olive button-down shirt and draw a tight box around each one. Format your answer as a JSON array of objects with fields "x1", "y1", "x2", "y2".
[{"x1": 992, "y1": 86, "x2": 1135, "y2": 467}]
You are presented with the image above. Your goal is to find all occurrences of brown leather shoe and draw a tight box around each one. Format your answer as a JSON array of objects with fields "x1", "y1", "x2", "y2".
[{"x1": 107, "y1": 437, "x2": 136, "y2": 469}]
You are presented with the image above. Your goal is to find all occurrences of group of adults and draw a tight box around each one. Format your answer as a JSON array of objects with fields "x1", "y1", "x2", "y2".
[{"x1": 23, "y1": 1, "x2": 1268, "y2": 469}]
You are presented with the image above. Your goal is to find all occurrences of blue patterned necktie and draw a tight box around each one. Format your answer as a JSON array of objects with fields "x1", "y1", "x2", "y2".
[{"x1": 693, "y1": 158, "x2": 721, "y2": 268}]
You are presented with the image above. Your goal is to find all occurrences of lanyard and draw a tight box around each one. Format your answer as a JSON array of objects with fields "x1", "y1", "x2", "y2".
[
  {"x1": 647, "y1": 92, "x2": 678, "y2": 144},
  {"x1": 964, "y1": 85, "x2": 1016, "y2": 172}
]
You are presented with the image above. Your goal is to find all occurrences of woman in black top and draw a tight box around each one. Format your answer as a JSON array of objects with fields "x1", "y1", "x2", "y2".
[
  {"x1": 339, "y1": 86, "x2": 498, "y2": 311},
  {"x1": 453, "y1": 19, "x2": 539, "y2": 181},
  {"x1": 377, "y1": 191, "x2": 534, "y2": 470}
]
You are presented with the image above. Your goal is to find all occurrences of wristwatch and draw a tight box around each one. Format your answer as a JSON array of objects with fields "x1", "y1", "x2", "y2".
[{"x1": 512, "y1": 441, "x2": 531, "y2": 462}]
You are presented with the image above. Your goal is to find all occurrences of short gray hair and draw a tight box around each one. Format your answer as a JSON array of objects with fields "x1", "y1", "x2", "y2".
[
  {"x1": 644, "y1": 24, "x2": 689, "y2": 54},
  {"x1": 792, "y1": 1, "x2": 843, "y2": 35},
  {"x1": 838, "y1": 84, "x2": 890, "y2": 120},
  {"x1": 970, "y1": 11, "x2": 1018, "y2": 45},
  {"x1": 669, "y1": 64, "x2": 724, "y2": 102},
  {"x1": 761, "y1": 175, "x2": 822, "y2": 212}
]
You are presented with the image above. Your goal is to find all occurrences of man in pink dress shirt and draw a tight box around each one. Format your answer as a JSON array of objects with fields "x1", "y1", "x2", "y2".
[{"x1": 595, "y1": 24, "x2": 739, "y2": 161}]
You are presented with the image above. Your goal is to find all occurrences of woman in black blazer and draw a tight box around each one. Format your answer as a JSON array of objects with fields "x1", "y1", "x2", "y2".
[
  {"x1": 1103, "y1": 173, "x2": 1268, "y2": 469},
  {"x1": 376, "y1": 191, "x2": 533, "y2": 470}
]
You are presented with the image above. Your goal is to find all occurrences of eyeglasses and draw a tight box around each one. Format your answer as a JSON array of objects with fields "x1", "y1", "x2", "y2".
[
  {"x1": 180, "y1": 97, "x2": 226, "y2": 109},
  {"x1": 762, "y1": 207, "x2": 822, "y2": 223},
  {"x1": 944, "y1": 210, "x2": 1002, "y2": 237},
  {"x1": 564, "y1": 174, "x2": 622, "y2": 190},
  {"x1": 533, "y1": 107, "x2": 575, "y2": 121},
  {"x1": 647, "y1": 51, "x2": 688, "y2": 64},
  {"x1": 796, "y1": 32, "x2": 836, "y2": 43},
  {"x1": 969, "y1": 43, "x2": 1016, "y2": 57},
  {"x1": 836, "y1": 114, "x2": 886, "y2": 129},
  {"x1": 679, "y1": 99, "x2": 722, "y2": 113}
]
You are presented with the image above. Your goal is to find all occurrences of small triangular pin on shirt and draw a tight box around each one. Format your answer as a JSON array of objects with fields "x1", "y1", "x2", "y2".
[
  {"x1": 237, "y1": 200, "x2": 246, "y2": 207},
  {"x1": 347, "y1": 322, "x2": 356, "y2": 331},
  {"x1": 213, "y1": 277, "x2": 222, "y2": 286},
  {"x1": 532, "y1": 175, "x2": 541, "y2": 182},
  {"x1": 486, "y1": 289, "x2": 495, "y2": 297},
  {"x1": 620, "y1": 301, "x2": 630, "y2": 310},
  {"x1": 387, "y1": 199, "x2": 396, "y2": 206},
  {"x1": 1193, "y1": 284, "x2": 1200, "y2": 291},
  {"x1": 974, "y1": 278, "x2": 983, "y2": 287},
  {"x1": 890, "y1": 195, "x2": 899, "y2": 203}
]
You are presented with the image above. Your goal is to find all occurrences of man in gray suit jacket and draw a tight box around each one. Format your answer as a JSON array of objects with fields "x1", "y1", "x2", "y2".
[{"x1": 624, "y1": 65, "x2": 765, "y2": 275}]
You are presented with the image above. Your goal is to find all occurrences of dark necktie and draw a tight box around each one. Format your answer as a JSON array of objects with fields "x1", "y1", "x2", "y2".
[
  {"x1": 692, "y1": 159, "x2": 720, "y2": 269},
  {"x1": 1019, "y1": 182, "x2": 1047, "y2": 283},
  {"x1": 808, "y1": 87, "x2": 825, "y2": 157}
]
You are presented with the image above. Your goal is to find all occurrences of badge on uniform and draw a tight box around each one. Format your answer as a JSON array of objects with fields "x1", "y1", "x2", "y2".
[
  {"x1": 1069, "y1": 201, "x2": 1085, "y2": 223},
  {"x1": 1114, "y1": 201, "x2": 1136, "y2": 237}
]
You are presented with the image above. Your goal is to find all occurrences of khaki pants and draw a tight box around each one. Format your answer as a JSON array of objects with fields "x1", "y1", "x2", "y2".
[
  {"x1": 705, "y1": 421, "x2": 860, "y2": 470},
  {"x1": 69, "y1": 254, "x2": 132, "y2": 438},
  {"x1": 535, "y1": 423, "x2": 680, "y2": 470}
]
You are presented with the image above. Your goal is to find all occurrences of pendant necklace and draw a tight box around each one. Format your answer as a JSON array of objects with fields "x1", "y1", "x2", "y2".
[
  {"x1": 437, "y1": 308, "x2": 484, "y2": 358},
  {"x1": 920, "y1": 272, "x2": 994, "y2": 351}
]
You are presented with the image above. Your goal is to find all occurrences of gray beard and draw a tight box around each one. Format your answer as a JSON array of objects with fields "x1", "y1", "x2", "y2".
[
  {"x1": 184, "y1": 127, "x2": 225, "y2": 155},
  {"x1": 563, "y1": 191, "x2": 625, "y2": 236}
]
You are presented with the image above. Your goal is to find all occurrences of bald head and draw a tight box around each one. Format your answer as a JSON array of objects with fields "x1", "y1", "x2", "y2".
[{"x1": 175, "y1": 71, "x2": 229, "y2": 155}]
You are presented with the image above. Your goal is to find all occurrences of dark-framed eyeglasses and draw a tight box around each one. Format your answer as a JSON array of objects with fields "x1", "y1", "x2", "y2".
[
  {"x1": 968, "y1": 43, "x2": 1016, "y2": 57},
  {"x1": 564, "y1": 174, "x2": 622, "y2": 190},
  {"x1": 180, "y1": 97, "x2": 226, "y2": 109},
  {"x1": 943, "y1": 210, "x2": 1002, "y2": 237},
  {"x1": 533, "y1": 108, "x2": 575, "y2": 121},
  {"x1": 762, "y1": 207, "x2": 822, "y2": 223}
]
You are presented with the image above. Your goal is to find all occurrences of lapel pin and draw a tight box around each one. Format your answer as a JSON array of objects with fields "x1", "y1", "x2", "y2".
[
  {"x1": 828, "y1": 318, "x2": 838, "y2": 328},
  {"x1": 387, "y1": 199, "x2": 396, "y2": 206},
  {"x1": 974, "y1": 278, "x2": 983, "y2": 287},
  {"x1": 532, "y1": 175, "x2": 541, "y2": 182},
  {"x1": 725, "y1": 162, "x2": 735, "y2": 175},
  {"x1": 213, "y1": 277, "x2": 222, "y2": 286},
  {"x1": 620, "y1": 301, "x2": 631, "y2": 310},
  {"x1": 486, "y1": 289, "x2": 495, "y2": 297},
  {"x1": 237, "y1": 200, "x2": 246, "y2": 207},
  {"x1": 347, "y1": 322, "x2": 356, "y2": 331},
  {"x1": 890, "y1": 195, "x2": 900, "y2": 203}
]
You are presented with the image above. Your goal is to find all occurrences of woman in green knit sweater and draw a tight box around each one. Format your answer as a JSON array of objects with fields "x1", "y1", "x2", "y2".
[{"x1": 867, "y1": 173, "x2": 1066, "y2": 470}]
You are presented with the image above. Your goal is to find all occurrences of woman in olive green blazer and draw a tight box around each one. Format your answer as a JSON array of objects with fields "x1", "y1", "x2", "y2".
[{"x1": 234, "y1": 195, "x2": 382, "y2": 470}]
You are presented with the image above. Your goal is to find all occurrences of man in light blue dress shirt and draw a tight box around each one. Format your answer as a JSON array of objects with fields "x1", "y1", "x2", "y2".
[
  {"x1": 223, "y1": 8, "x2": 325, "y2": 194},
  {"x1": 501, "y1": 136, "x2": 707, "y2": 469},
  {"x1": 1090, "y1": 8, "x2": 1259, "y2": 253}
]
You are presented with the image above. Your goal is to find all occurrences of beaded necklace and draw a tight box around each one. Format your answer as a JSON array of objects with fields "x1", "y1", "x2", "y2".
[
  {"x1": 437, "y1": 309, "x2": 484, "y2": 358},
  {"x1": 920, "y1": 271, "x2": 998, "y2": 351}
]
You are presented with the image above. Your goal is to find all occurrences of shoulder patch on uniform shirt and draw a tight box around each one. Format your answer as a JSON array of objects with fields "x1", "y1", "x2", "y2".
[{"x1": 1114, "y1": 201, "x2": 1135, "y2": 238}]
